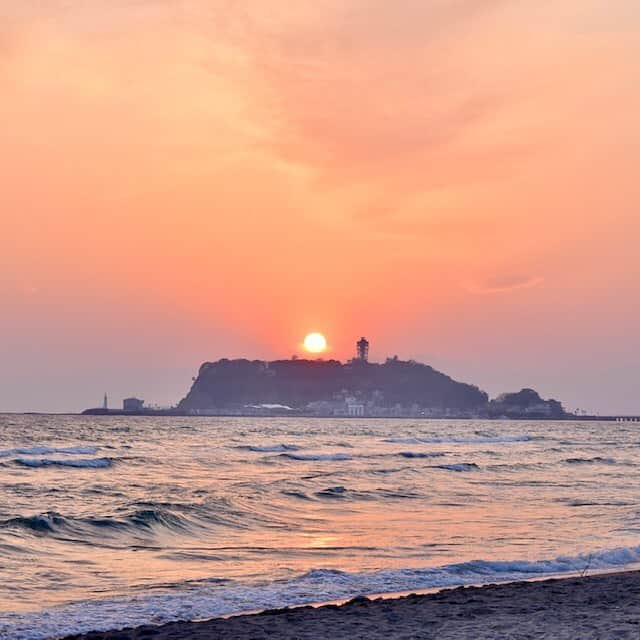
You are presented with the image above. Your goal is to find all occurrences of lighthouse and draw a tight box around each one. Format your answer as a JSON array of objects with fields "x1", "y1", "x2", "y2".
[{"x1": 356, "y1": 337, "x2": 369, "y2": 362}]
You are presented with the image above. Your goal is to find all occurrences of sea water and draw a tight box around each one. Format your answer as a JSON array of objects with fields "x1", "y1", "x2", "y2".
[{"x1": 1, "y1": 415, "x2": 640, "y2": 639}]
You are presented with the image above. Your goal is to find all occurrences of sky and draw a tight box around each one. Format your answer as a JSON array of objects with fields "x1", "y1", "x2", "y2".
[{"x1": 1, "y1": 1, "x2": 639, "y2": 414}]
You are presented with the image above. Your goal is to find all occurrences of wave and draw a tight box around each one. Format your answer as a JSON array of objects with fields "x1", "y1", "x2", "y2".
[
  {"x1": 315, "y1": 486, "x2": 347, "y2": 498},
  {"x1": 559, "y1": 441, "x2": 623, "y2": 447},
  {"x1": 313, "y1": 486, "x2": 424, "y2": 501},
  {"x1": 563, "y1": 499, "x2": 633, "y2": 508},
  {"x1": 486, "y1": 462, "x2": 548, "y2": 472},
  {"x1": 434, "y1": 463, "x2": 479, "y2": 472},
  {"x1": 397, "y1": 451, "x2": 445, "y2": 459},
  {"x1": 565, "y1": 457, "x2": 617, "y2": 465},
  {"x1": 281, "y1": 490, "x2": 313, "y2": 501},
  {"x1": 0, "y1": 499, "x2": 288, "y2": 542},
  {"x1": 385, "y1": 435, "x2": 531, "y2": 445},
  {"x1": 279, "y1": 450, "x2": 445, "y2": 462},
  {"x1": 0, "y1": 509, "x2": 189, "y2": 536},
  {"x1": 0, "y1": 445, "x2": 99, "y2": 458},
  {"x1": 0, "y1": 514, "x2": 63, "y2": 533},
  {"x1": 241, "y1": 444, "x2": 301, "y2": 453},
  {"x1": 280, "y1": 453, "x2": 352, "y2": 461},
  {"x1": 14, "y1": 457, "x2": 112, "y2": 469},
  {"x1": 0, "y1": 509, "x2": 201, "y2": 542},
  {"x1": 4, "y1": 545, "x2": 640, "y2": 639}
]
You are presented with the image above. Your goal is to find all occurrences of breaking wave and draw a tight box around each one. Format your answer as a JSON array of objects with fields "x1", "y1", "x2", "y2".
[
  {"x1": 0, "y1": 499, "x2": 290, "y2": 543},
  {"x1": 14, "y1": 457, "x2": 112, "y2": 469},
  {"x1": 0, "y1": 509, "x2": 197, "y2": 538},
  {"x1": 4, "y1": 544, "x2": 640, "y2": 640}
]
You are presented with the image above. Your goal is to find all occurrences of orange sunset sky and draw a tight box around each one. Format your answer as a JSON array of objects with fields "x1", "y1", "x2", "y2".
[{"x1": 1, "y1": 1, "x2": 639, "y2": 413}]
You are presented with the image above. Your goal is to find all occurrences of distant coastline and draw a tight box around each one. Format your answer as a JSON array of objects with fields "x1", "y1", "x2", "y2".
[
  {"x1": 80, "y1": 339, "x2": 638, "y2": 422},
  {"x1": 79, "y1": 408, "x2": 636, "y2": 421}
]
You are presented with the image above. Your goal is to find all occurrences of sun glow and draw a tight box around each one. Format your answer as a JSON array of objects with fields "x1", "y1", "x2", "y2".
[{"x1": 303, "y1": 332, "x2": 327, "y2": 354}]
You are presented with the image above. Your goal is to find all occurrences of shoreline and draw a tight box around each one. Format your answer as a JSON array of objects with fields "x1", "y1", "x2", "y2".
[
  {"x1": 211, "y1": 563, "x2": 640, "y2": 620},
  {"x1": 5, "y1": 411, "x2": 631, "y2": 421},
  {"x1": 61, "y1": 570, "x2": 640, "y2": 639}
]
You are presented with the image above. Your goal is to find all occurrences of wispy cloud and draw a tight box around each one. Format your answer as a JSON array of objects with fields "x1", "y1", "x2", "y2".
[
  {"x1": 232, "y1": 1, "x2": 510, "y2": 181},
  {"x1": 465, "y1": 275, "x2": 545, "y2": 295}
]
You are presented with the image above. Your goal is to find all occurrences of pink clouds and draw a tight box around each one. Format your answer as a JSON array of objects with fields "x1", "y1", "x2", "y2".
[{"x1": 0, "y1": 1, "x2": 639, "y2": 412}]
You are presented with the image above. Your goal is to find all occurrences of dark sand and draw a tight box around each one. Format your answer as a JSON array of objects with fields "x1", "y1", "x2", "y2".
[{"x1": 61, "y1": 570, "x2": 640, "y2": 639}]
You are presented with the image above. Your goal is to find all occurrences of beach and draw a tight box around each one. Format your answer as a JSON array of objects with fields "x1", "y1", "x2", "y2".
[
  {"x1": 61, "y1": 570, "x2": 640, "y2": 639},
  {"x1": 4, "y1": 416, "x2": 640, "y2": 639}
]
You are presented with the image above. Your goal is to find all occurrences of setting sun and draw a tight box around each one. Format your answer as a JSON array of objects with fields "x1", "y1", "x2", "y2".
[{"x1": 303, "y1": 332, "x2": 327, "y2": 354}]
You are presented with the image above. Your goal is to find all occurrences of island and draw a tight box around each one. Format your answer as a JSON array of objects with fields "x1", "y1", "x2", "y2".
[
  {"x1": 178, "y1": 355, "x2": 489, "y2": 417},
  {"x1": 83, "y1": 337, "x2": 569, "y2": 419}
]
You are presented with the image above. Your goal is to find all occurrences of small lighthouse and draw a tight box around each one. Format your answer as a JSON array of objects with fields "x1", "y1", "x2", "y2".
[
  {"x1": 103, "y1": 393, "x2": 108, "y2": 410},
  {"x1": 356, "y1": 337, "x2": 369, "y2": 362}
]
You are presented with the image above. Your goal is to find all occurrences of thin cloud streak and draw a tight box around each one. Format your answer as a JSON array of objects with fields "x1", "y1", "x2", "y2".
[{"x1": 465, "y1": 276, "x2": 545, "y2": 295}]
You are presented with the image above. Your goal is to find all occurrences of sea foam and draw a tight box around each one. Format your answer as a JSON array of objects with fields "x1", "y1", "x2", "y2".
[{"x1": 3, "y1": 545, "x2": 640, "y2": 640}]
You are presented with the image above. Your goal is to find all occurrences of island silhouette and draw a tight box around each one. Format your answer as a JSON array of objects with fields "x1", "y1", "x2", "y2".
[{"x1": 84, "y1": 338, "x2": 566, "y2": 419}]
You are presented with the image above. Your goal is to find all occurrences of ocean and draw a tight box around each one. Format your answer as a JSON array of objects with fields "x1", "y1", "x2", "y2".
[{"x1": 1, "y1": 415, "x2": 639, "y2": 639}]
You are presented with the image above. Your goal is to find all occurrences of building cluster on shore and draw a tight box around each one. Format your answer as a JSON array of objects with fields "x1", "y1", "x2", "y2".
[
  {"x1": 184, "y1": 390, "x2": 562, "y2": 420},
  {"x1": 189, "y1": 400, "x2": 485, "y2": 419}
]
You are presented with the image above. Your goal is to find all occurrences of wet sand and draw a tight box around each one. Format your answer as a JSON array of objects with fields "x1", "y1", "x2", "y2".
[{"x1": 62, "y1": 570, "x2": 640, "y2": 639}]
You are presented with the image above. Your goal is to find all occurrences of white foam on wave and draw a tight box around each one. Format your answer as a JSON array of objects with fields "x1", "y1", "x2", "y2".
[
  {"x1": 385, "y1": 435, "x2": 532, "y2": 445},
  {"x1": 14, "y1": 457, "x2": 112, "y2": 469},
  {"x1": 243, "y1": 444, "x2": 301, "y2": 453},
  {"x1": 0, "y1": 445, "x2": 99, "y2": 458},
  {"x1": 3, "y1": 545, "x2": 640, "y2": 640}
]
